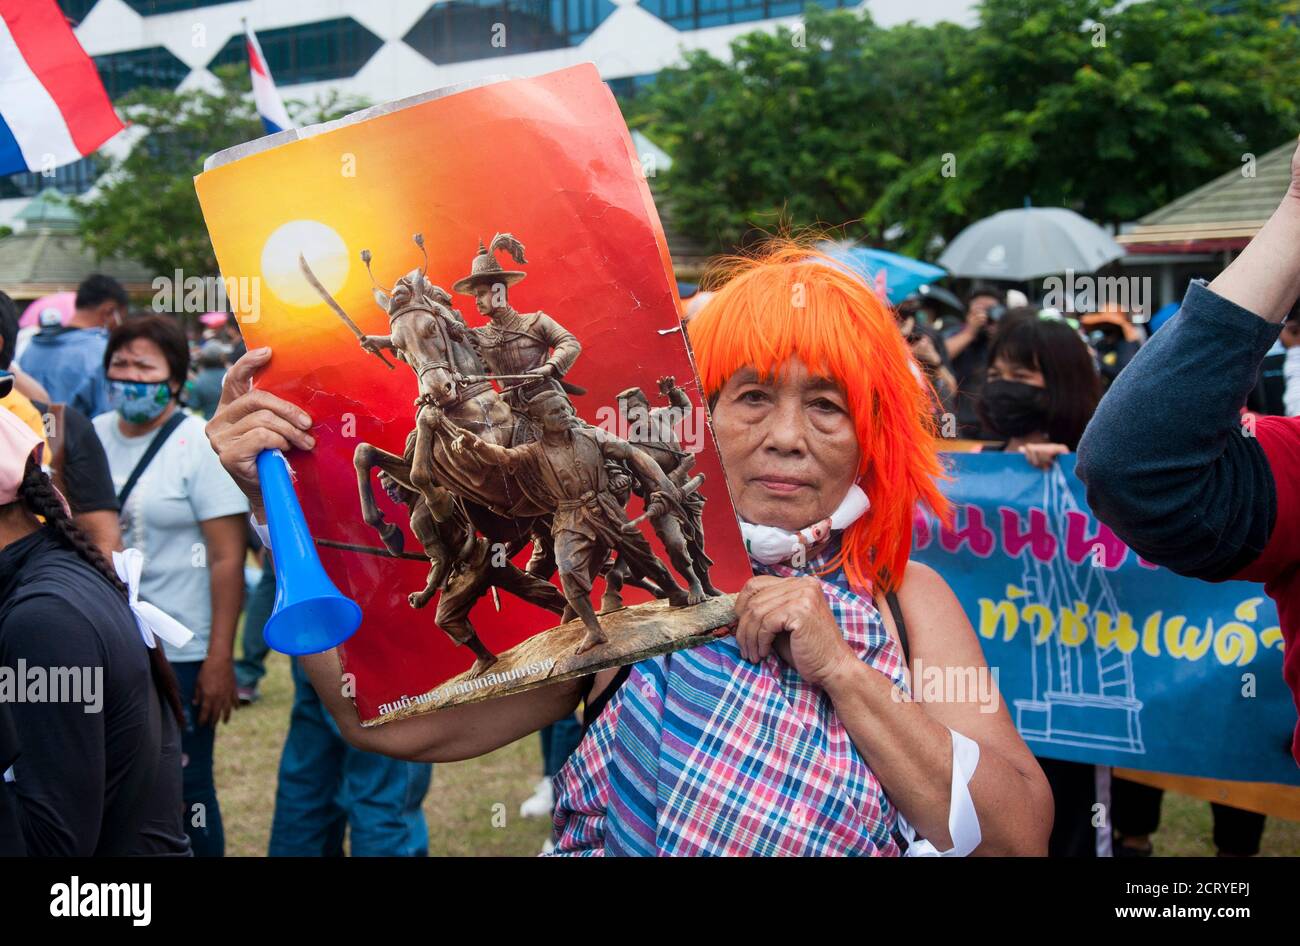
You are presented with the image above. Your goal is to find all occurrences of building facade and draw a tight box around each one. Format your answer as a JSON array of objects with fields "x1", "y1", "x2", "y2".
[{"x1": 1, "y1": 0, "x2": 972, "y2": 215}]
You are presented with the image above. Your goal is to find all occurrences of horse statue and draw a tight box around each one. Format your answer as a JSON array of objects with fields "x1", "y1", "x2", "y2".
[
  {"x1": 339, "y1": 234, "x2": 554, "y2": 568},
  {"x1": 309, "y1": 233, "x2": 710, "y2": 621}
]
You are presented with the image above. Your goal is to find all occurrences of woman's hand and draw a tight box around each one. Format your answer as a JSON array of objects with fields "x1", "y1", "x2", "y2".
[
  {"x1": 733, "y1": 575, "x2": 854, "y2": 688},
  {"x1": 194, "y1": 655, "x2": 238, "y2": 726},
  {"x1": 205, "y1": 347, "x2": 316, "y2": 518},
  {"x1": 1018, "y1": 442, "x2": 1069, "y2": 470}
]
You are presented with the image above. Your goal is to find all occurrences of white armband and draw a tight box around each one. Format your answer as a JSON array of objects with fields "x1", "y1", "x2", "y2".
[
  {"x1": 899, "y1": 728, "x2": 982, "y2": 857},
  {"x1": 250, "y1": 513, "x2": 271, "y2": 550}
]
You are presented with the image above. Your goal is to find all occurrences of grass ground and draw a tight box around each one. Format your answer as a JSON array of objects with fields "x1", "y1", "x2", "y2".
[{"x1": 215, "y1": 652, "x2": 1299, "y2": 857}]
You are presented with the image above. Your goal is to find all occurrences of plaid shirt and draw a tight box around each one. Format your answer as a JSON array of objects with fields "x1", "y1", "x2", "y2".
[{"x1": 549, "y1": 541, "x2": 909, "y2": 856}]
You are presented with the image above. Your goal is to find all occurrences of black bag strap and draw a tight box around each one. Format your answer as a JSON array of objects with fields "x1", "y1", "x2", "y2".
[
  {"x1": 582, "y1": 663, "x2": 633, "y2": 733},
  {"x1": 884, "y1": 589, "x2": 911, "y2": 667},
  {"x1": 117, "y1": 411, "x2": 186, "y2": 507}
]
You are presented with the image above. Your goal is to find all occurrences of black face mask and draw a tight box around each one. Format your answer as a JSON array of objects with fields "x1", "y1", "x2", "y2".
[{"x1": 979, "y1": 379, "x2": 1049, "y2": 438}]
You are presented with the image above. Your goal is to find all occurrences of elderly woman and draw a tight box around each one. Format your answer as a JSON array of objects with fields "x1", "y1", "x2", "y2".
[{"x1": 207, "y1": 240, "x2": 1052, "y2": 856}]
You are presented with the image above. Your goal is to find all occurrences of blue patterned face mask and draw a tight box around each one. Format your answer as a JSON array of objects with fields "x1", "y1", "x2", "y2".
[{"x1": 107, "y1": 379, "x2": 173, "y2": 424}]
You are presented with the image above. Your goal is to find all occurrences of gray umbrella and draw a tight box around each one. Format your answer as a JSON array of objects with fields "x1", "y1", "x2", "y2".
[{"x1": 938, "y1": 207, "x2": 1124, "y2": 281}]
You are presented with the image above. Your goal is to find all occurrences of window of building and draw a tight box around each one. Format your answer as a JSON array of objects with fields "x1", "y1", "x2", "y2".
[
  {"x1": 606, "y1": 73, "x2": 659, "y2": 100},
  {"x1": 120, "y1": 0, "x2": 248, "y2": 14},
  {"x1": 207, "y1": 17, "x2": 384, "y2": 85},
  {"x1": 640, "y1": 0, "x2": 844, "y2": 29},
  {"x1": 94, "y1": 47, "x2": 190, "y2": 100},
  {"x1": 56, "y1": 0, "x2": 98, "y2": 23},
  {"x1": 0, "y1": 156, "x2": 102, "y2": 199},
  {"x1": 404, "y1": 0, "x2": 617, "y2": 65}
]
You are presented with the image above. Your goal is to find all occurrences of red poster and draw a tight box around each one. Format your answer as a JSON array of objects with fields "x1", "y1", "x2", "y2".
[{"x1": 195, "y1": 64, "x2": 748, "y2": 724}]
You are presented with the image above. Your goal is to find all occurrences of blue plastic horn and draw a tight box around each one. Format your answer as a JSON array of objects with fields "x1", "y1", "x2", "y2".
[{"x1": 257, "y1": 449, "x2": 362, "y2": 655}]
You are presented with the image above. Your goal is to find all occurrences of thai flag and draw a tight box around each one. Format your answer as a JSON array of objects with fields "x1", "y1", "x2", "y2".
[
  {"x1": 246, "y1": 25, "x2": 293, "y2": 135},
  {"x1": 0, "y1": 0, "x2": 123, "y2": 177}
]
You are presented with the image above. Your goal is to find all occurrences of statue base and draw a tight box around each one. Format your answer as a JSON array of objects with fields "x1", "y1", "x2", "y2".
[{"x1": 365, "y1": 593, "x2": 737, "y2": 723}]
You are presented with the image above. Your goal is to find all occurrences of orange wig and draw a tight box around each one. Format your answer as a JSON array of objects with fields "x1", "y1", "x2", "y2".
[{"x1": 687, "y1": 238, "x2": 951, "y2": 594}]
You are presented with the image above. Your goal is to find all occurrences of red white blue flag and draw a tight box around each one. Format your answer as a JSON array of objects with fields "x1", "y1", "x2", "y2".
[
  {"x1": 0, "y1": 0, "x2": 123, "y2": 176},
  {"x1": 246, "y1": 24, "x2": 293, "y2": 135}
]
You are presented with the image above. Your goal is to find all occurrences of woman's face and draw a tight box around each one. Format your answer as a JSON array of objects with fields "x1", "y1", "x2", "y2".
[
  {"x1": 711, "y1": 358, "x2": 860, "y2": 531},
  {"x1": 107, "y1": 337, "x2": 175, "y2": 390},
  {"x1": 987, "y1": 355, "x2": 1045, "y2": 388}
]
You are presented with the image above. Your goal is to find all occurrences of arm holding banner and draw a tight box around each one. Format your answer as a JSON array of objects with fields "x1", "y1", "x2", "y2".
[
  {"x1": 1077, "y1": 141, "x2": 1300, "y2": 768},
  {"x1": 294, "y1": 647, "x2": 586, "y2": 763}
]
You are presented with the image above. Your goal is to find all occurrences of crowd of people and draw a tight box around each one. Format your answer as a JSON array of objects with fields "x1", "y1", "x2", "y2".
[
  {"x1": 5, "y1": 138, "x2": 1300, "y2": 856},
  {"x1": 0, "y1": 282, "x2": 443, "y2": 855}
]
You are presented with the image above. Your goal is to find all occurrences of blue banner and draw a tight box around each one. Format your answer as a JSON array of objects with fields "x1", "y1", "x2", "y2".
[{"x1": 912, "y1": 453, "x2": 1300, "y2": 785}]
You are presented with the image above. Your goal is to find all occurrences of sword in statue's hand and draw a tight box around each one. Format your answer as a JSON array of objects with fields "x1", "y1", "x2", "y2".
[{"x1": 298, "y1": 253, "x2": 397, "y2": 370}]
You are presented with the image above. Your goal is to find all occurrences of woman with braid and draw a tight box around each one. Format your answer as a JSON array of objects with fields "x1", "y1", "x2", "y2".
[{"x1": 0, "y1": 405, "x2": 190, "y2": 855}]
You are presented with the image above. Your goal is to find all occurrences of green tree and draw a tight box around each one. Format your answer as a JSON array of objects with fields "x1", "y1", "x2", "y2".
[
  {"x1": 912, "y1": 0, "x2": 1300, "y2": 236},
  {"x1": 627, "y1": 7, "x2": 966, "y2": 252},
  {"x1": 633, "y1": 0, "x2": 1300, "y2": 258},
  {"x1": 77, "y1": 68, "x2": 368, "y2": 276}
]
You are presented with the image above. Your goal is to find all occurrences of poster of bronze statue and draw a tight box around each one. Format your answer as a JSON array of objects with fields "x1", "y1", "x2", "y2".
[{"x1": 196, "y1": 65, "x2": 750, "y2": 722}]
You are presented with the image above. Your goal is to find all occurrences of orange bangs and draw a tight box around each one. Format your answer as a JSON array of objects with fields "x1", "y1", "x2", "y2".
[{"x1": 687, "y1": 238, "x2": 952, "y2": 594}]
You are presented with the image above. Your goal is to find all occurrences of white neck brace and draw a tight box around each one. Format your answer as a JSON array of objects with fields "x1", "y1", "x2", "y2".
[{"x1": 739, "y1": 483, "x2": 871, "y2": 565}]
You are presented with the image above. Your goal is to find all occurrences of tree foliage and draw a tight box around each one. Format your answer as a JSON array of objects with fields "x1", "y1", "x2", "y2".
[
  {"x1": 77, "y1": 68, "x2": 368, "y2": 276},
  {"x1": 628, "y1": 0, "x2": 1300, "y2": 257}
]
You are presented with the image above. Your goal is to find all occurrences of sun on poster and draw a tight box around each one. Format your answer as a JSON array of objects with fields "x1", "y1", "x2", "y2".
[{"x1": 195, "y1": 64, "x2": 749, "y2": 724}]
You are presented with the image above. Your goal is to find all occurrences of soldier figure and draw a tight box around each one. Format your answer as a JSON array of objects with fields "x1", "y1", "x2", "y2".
[
  {"x1": 453, "y1": 233, "x2": 585, "y2": 576},
  {"x1": 616, "y1": 376, "x2": 720, "y2": 599},
  {"x1": 447, "y1": 390, "x2": 702, "y2": 656},
  {"x1": 377, "y1": 470, "x2": 567, "y2": 676},
  {"x1": 452, "y1": 234, "x2": 583, "y2": 434}
]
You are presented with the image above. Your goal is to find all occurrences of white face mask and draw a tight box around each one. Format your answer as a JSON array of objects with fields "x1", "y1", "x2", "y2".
[{"x1": 738, "y1": 483, "x2": 871, "y2": 565}]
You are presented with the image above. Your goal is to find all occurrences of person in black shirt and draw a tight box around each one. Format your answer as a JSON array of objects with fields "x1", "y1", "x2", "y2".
[
  {"x1": 0, "y1": 290, "x2": 120, "y2": 554},
  {"x1": 0, "y1": 700, "x2": 24, "y2": 856},
  {"x1": 943, "y1": 287, "x2": 1006, "y2": 439},
  {"x1": 897, "y1": 297, "x2": 958, "y2": 425},
  {"x1": 972, "y1": 309, "x2": 1113, "y2": 855},
  {"x1": 29, "y1": 397, "x2": 120, "y2": 547},
  {"x1": 0, "y1": 407, "x2": 189, "y2": 856},
  {"x1": 976, "y1": 308, "x2": 1100, "y2": 461}
]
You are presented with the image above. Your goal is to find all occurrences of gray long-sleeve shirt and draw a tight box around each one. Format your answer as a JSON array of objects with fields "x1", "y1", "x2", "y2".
[
  {"x1": 1076, "y1": 280, "x2": 1280, "y2": 580},
  {"x1": 1076, "y1": 280, "x2": 1300, "y2": 764}
]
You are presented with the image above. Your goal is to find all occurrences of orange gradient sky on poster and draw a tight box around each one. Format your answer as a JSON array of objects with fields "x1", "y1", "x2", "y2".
[{"x1": 195, "y1": 64, "x2": 749, "y2": 721}]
